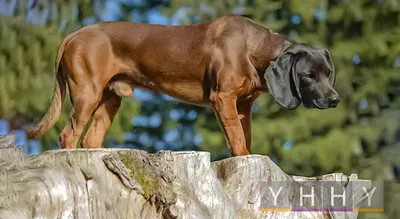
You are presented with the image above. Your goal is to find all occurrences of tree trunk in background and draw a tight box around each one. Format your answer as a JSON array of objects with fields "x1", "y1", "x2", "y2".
[{"x1": 0, "y1": 134, "x2": 371, "y2": 219}]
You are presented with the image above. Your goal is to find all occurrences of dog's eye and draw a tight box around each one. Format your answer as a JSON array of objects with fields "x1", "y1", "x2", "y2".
[{"x1": 304, "y1": 73, "x2": 312, "y2": 78}]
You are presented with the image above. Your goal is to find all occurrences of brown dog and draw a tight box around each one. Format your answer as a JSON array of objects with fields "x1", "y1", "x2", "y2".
[{"x1": 28, "y1": 15, "x2": 339, "y2": 156}]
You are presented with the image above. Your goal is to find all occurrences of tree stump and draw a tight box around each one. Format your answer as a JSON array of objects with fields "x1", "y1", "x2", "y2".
[{"x1": 0, "y1": 134, "x2": 372, "y2": 219}]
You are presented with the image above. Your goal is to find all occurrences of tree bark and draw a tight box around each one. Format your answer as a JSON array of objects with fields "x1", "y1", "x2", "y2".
[{"x1": 0, "y1": 134, "x2": 371, "y2": 219}]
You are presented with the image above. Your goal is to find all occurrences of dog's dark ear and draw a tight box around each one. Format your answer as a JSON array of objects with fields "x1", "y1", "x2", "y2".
[
  {"x1": 321, "y1": 49, "x2": 336, "y2": 87},
  {"x1": 264, "y1": 51, "x2": 301, "y2": 110}
]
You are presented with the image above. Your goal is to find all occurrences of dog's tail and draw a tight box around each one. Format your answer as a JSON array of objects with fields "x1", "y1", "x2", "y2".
[{"x1": 27, "y1": 36, "x2": 70, "y2": 140}]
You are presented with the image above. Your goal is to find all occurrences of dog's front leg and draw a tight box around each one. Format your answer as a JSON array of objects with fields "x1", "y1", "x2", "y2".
[
  {"x1": 212, "y1": 92, "x2": 249, "y2": 156},
  {"x1": 237, "y1": 94, "x2": 259, "y2": 153}
]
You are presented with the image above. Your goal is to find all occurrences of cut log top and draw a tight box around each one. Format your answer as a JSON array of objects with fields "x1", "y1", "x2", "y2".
[{"x1": 0, "y1": 134, "x2": 371, "y2": 219}]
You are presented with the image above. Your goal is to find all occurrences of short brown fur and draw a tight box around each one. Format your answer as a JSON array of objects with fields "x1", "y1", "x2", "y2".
[{"x1": 28, "y1": 15, "x2": 303, "y2": 155}]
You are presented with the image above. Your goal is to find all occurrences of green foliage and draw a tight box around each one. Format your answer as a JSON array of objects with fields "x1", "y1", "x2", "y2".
[
  {"x1": 166, "y1": 0, "x2": 400, "y2": 203},
  {"x1": 0, "y1": 16, "x2": 67, "y2": 148},
  {"x1": 0, "y1": 1, "x2": 139, "y2": 149},
  {"x1": 11, "y1": 0, "x2": 96, "y2": 33},
  {"x1": 164, "y1": 0, "x2": 400, "y2": 217},
  {"x1": 1, "y1": 1, "x2": 399, "y2": 217}
]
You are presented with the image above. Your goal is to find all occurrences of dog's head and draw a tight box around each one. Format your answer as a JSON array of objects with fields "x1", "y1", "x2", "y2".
[{"x1": 264, "y1": 43, "x2": 339, "y2": 110}]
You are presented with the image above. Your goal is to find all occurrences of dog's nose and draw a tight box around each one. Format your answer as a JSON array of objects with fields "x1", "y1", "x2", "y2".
[{"x1": 329, "y1": 95, "x2": 340, "y2": 107}]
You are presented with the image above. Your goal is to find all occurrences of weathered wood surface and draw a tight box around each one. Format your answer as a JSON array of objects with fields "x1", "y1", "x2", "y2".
[{"x1": 0, "y1": 134, "x2": 371, "y2": 219}]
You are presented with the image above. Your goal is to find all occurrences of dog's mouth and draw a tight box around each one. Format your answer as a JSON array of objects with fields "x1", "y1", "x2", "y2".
[{"x1": 312, "y1": 99, "x2": 329, "y2": 110}]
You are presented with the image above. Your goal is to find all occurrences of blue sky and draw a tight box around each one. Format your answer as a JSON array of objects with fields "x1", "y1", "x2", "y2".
[{"x1": 92, "y1": 0, "x2": 185, "y2": 25}]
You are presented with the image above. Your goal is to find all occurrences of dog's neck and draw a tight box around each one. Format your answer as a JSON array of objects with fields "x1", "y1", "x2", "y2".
[{"x1": 248, "y1": 25, "x2": 295, "y2": 91}]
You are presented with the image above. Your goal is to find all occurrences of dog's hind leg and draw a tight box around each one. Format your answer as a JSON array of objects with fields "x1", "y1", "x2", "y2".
[
  {"x1": 59, "y1": 85, "x2": 103, "y2": 149},
  {"x1": 59, "y1": 55, "x2": 106, "y2": 149},
  {"x1": 81, "y1": 88, "x2": 122, "y2": 148},
  {"x1": 57, "y1": 31, "x2": 121, "y2": 149}
]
